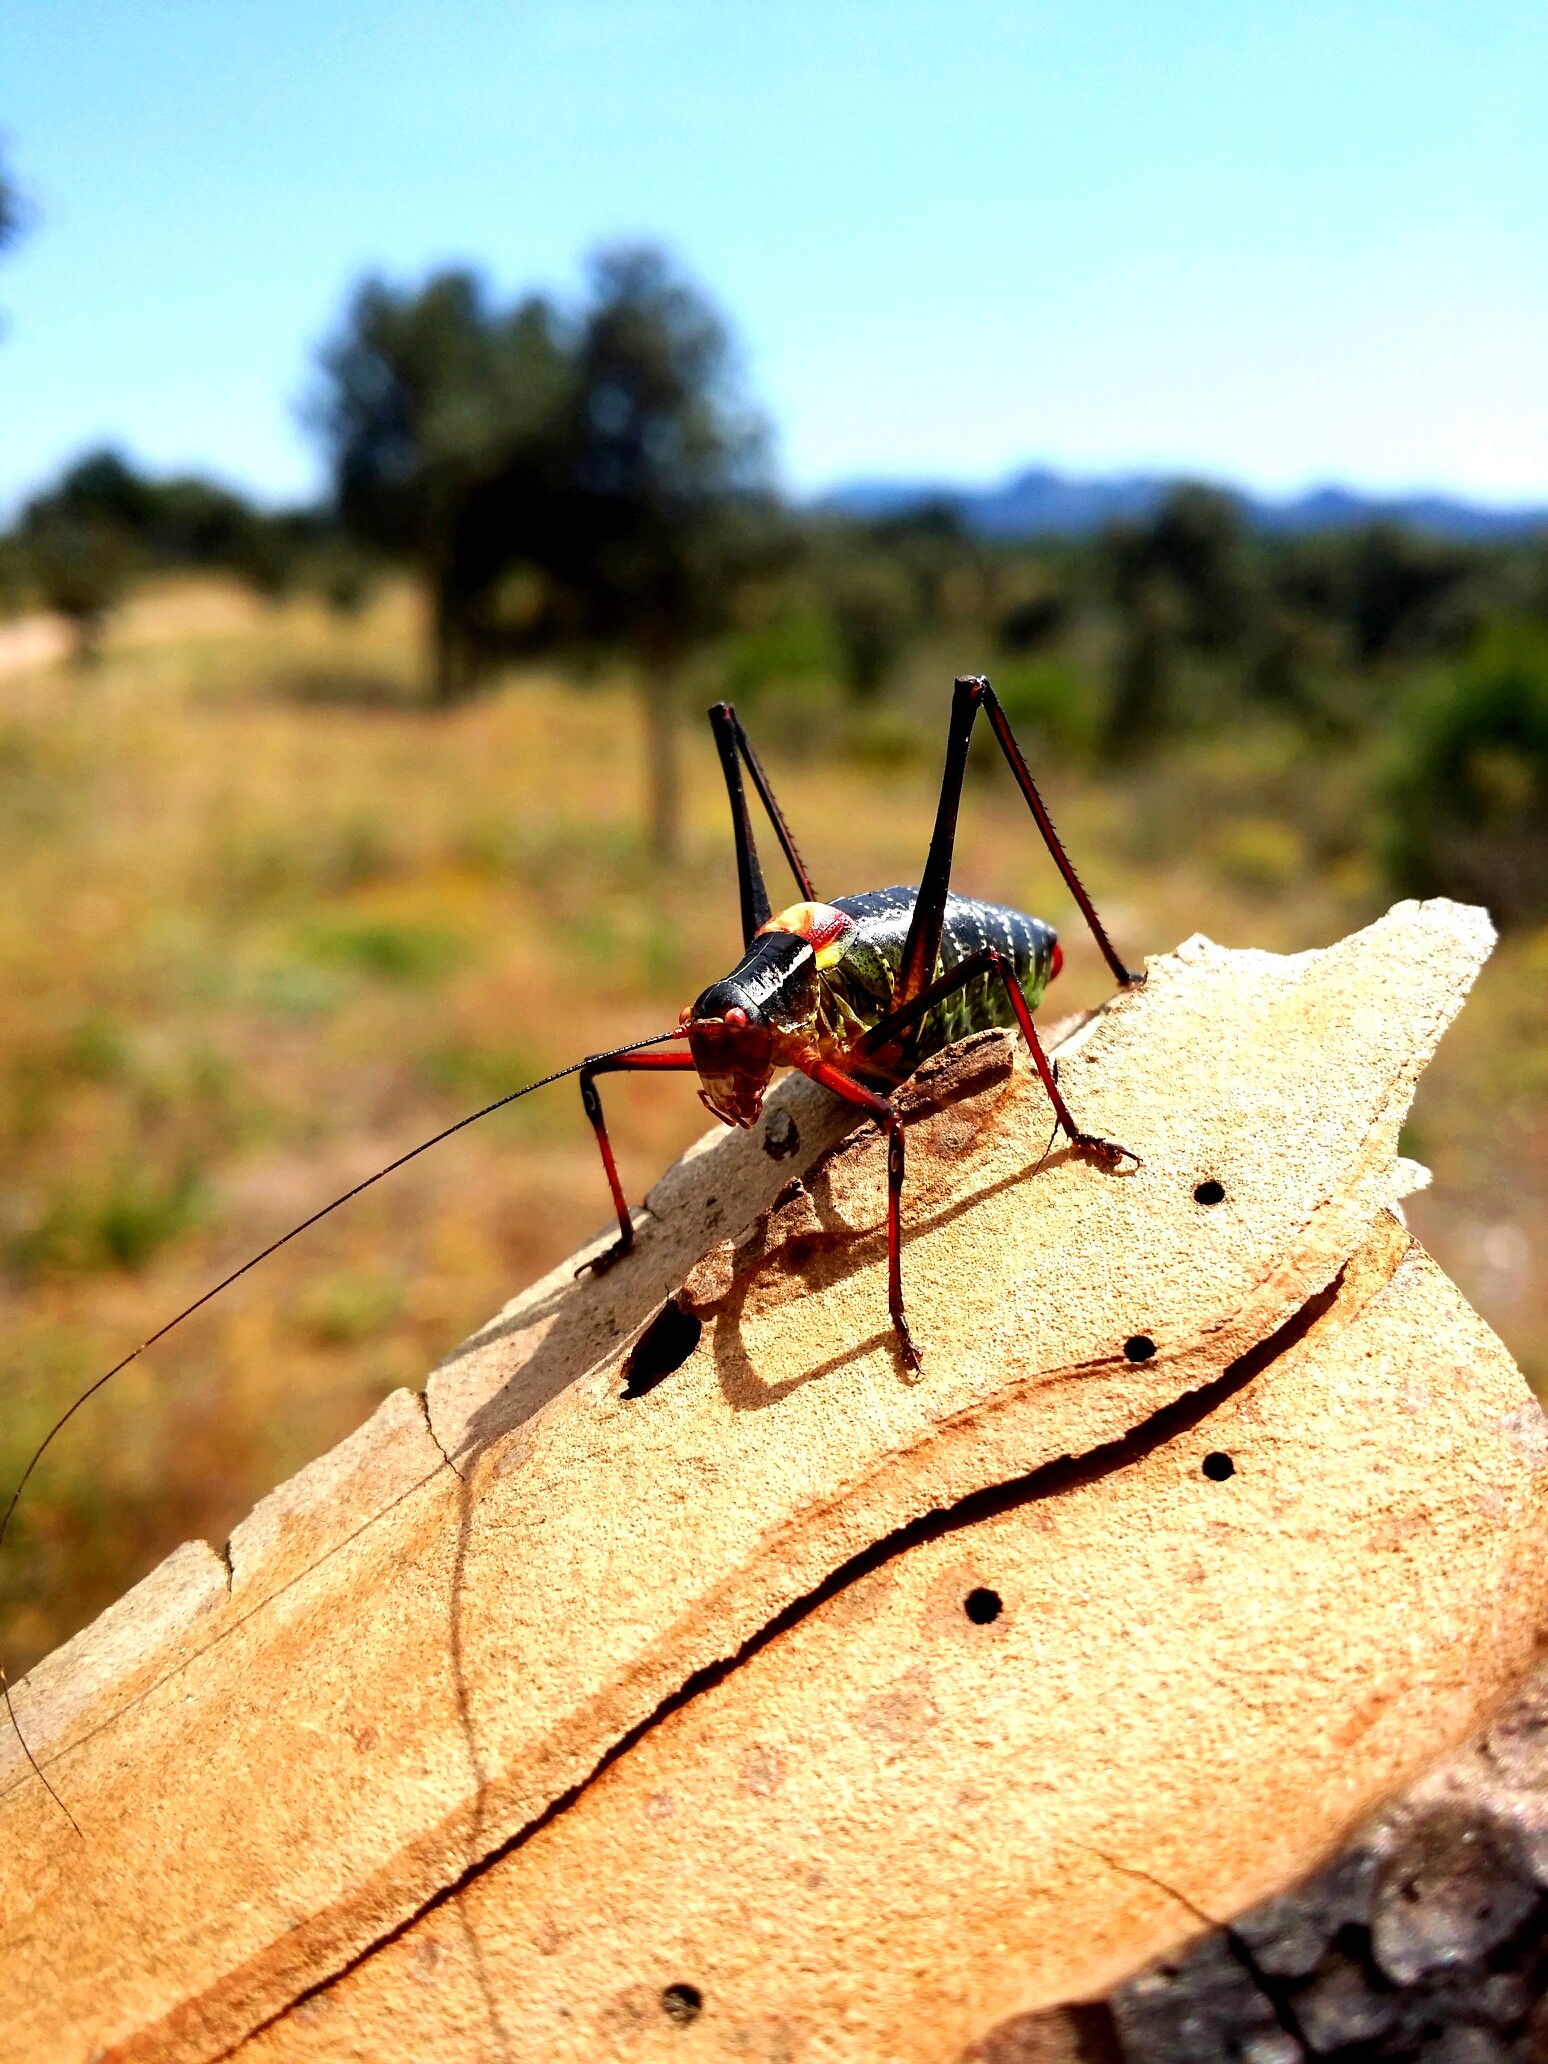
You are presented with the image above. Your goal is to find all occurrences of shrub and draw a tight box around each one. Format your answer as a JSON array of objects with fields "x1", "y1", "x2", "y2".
[
  {"x1": 990, "y1": 656, "x2": 1101, "y2": 764},
  {"x1": 1386, "y1": 622, "x2": 1548, "y2": 926},
  {"x1": 10, "y1": 1166, "x2": 205, "y2": 1276},
  {"x1": 302, "y1": 917, "x2": 465, "y2": 986}
]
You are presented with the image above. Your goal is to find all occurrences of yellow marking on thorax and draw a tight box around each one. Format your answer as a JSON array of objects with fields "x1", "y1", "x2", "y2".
[{"x1": 760, "y1": 900, "x2": 855, "y2": 970}]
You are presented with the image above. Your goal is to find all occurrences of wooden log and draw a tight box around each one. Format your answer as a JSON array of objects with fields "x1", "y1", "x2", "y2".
[{"x1": 0, "y1": 898, "x2": 1539, "y2": 2064}]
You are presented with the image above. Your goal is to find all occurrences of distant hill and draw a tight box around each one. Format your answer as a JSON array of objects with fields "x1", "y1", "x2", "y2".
[{"x1": 822, "y1": 465, "x2": 1548, "y2": 541}]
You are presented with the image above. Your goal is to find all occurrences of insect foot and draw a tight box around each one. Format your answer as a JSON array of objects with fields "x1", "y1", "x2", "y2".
[
  {"x1": 576, "y1": 1231, "x2": 634, "y2": 1278},
  {"x1": 1075, "y1": 1132, "x2": 1144, "y2": 1172},
  {"x1": 895, "y1": 1320, "x2": 924, "y2": 1380}
]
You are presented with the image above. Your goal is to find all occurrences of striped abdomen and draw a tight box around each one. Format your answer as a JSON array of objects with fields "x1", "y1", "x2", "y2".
[{"x1": 827, "y1": 886, "x2": 1058, "y2": 1061}]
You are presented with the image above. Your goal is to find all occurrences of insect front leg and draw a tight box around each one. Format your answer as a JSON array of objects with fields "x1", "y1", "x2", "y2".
[
  {"x1": 802, "y1": 1058, "x2": 921, "y2": 1376},
  {"x1": 576, "y1": 1047, "x2": 699, "y2": 1275}
]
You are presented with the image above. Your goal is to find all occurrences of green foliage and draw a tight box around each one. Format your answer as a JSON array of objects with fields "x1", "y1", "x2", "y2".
[
  {"x1": 1098, "y1": 484, "x2": 1255, "y2": 758},
  {"x1": 301, "y1": 917, "x2": 465, "y2": 986},
  {"x1": 990, "y1": 655, "x2": 1101, "y2": 762},
  {"x1": 560, "y1": 244, "x2": 776, "y2": 854},
  {"x1": 13, "y1": 448, "x2": 356, "y2": 625},
  {"x1": 10, "y1": 1165, "x2": 205, "y2": 1276},
  {"x1": 720, "y1": 608, "x2": 838, "y2": 702},
  {"x1": 864, "y1": 501, "x2": 982, "y2": 635},
  {"x1": 295, "y1": 1270, "x2": 402, "y2": 1347},
  {"x1": 1387, "y1": 622, "x2": 1548, "y2": 926},
  {"x1": 1275, "y1": 523, "x2": 1479, "y2": 667},
  {"x1": 821, "y1": 557, "x2": 914, "y2": 698},
  {"x1": 38, "y1": 450, "x2": 252, "y2": 567},
  {"x1": 20, "y1": 505, "x2": 136, "y2": 658},
  {"x1": 997, "y1": 588, "x2": 1069, "y2": 653},
  {"x1": 311, "y1": 268, "x2": 573, "y2": 700}
]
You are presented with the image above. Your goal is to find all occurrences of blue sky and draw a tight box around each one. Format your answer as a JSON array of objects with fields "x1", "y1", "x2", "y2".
[{"x1": 3, "y1": 0, "x2": 1545, "y2": 512}]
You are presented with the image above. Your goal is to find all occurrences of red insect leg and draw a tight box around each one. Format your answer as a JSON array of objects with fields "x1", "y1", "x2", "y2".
[
  {"x1": 577, "y1": 1046, "x2": 699, "y2": 1273},
  {"x1": 802, "y1": 1056, "x2": 921, "y2": 1376}
]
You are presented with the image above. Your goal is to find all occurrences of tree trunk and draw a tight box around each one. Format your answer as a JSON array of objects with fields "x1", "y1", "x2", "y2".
[
  {"x1": 641, "y1": 661, "x2": 682, "y2": 865},
  {"x1": 429, "y1": 573, "x2": 470, "y2": 706},
  {"x1": 1104, "y1": 615, "x2": 1170, "y2": 762},
  {"x1": 70, "y1": 608, "x2": 106, "y2": 668}
]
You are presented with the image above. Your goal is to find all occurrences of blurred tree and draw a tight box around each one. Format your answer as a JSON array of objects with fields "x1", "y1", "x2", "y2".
[
  {"x1": 997, "y1": 587, "x2": 1069, "y2": 654},
  {"x1": 1098, "y1": 485, "x2": 1255, "y2": 758},
  {"x1": 867, "y1": 501, "x2": 977, "y2": 633},
  {"x1": 313, "y1": 249, "x2": 773, "y2": 857},
  {"x1": 536, "y1": 245, "x2": 774, "y2": 862},
  {"x1": 816, "y1": 553, "x2": 914, "y2": 698},
  {"x1": 19, "y1": 502, "x2": 135, "y2": 661},
  {"x1": 1274, "y1": 523, "x2": 1478, "y2": 668},
  {"x1": 0, "y1": 150, "x2": 27, "y2": 620},
  {"x1": 1387, "y1": 621, "x2": 1548, "y2": 926},
  {"x1": 310, "y1": 270, "x2": 572, "y2": 702},
  {"x1": 0, "y1": 139, "x2": 31, "y2": 352},
  {"x1": 30, "y1": 448, "x2": 260, "y2": 568},
  {"x1": 12, "y1": 447, "x2": 344, "y2": 623},
  {"x1": 0, "y1": 149, "x2": 22, "y2": 254}
]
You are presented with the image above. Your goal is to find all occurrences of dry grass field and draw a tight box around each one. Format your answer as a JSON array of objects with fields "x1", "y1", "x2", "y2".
[{"x1": 0, "y1": 578, "x2": 1541, "y2": 1679}]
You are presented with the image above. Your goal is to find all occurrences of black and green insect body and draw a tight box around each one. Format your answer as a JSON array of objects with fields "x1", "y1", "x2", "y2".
[
  {"x1": 690, "y1": 886, "x2": 1060, "y2": 1115},
  {"x1": 619, "y1": 682, "x2": 1143, "y2": 1377},
  {"x1": 822, "y1": 887, "x2": 1062, "y2": 1071}
]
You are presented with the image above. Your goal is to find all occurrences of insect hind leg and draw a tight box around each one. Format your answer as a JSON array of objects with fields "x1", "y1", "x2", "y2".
[
  {"x1": 853, "y1": 946, "x2": 1141, "y2": 1171},
  {"x1": 897, "y1": 676, "x2": 1138, "y2": 1006}
]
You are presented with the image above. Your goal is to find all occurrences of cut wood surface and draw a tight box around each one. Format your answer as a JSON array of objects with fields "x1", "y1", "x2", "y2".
[
  {"x1": 241, "y1": 1212, "x2": 1536, "y2": 2064},
  {"x1": 0, "y1": 899, "x2": 1540, "y2": 2064}
]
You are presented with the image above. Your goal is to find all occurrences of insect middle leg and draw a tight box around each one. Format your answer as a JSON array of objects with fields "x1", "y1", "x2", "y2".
[
  {"x1": 800, "y1": 1056, "x2": 921, "y2": 1375},
  {"x1": 576, "y1": 1045, "x2": 699, "y2": 1274}
]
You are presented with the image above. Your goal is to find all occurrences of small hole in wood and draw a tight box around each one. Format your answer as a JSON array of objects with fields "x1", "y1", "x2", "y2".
[
  {"x1": 662, "y1": 1983, "x2": 703, "y2": 2024},
  {"x1": 622, "y1": 1301, "x2": 702, "y2": 1399},
  {"x1": 1194, "y1": 1179, "x2": 1226, "y2": 1205},
  {"x1": 964, "y1": 1587, "x2": 1003, "y2": 1624},
  {"x1": 1124, "y1": 1334, "x2": 1156, "y2": 1363},
  {"x1": 1202, "y1": 1451, "x2": 1236, "y2": 1481}
]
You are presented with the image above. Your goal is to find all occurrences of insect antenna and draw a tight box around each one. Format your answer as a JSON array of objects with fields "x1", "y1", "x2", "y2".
[{"x1": 0, "y1": 1026, "x2": 686, "y2": 1834}]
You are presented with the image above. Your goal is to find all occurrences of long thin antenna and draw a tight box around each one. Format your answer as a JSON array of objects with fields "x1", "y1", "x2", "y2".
[{"x1": 0, "y1": 1027, "x2": 685, "y2": 1833}]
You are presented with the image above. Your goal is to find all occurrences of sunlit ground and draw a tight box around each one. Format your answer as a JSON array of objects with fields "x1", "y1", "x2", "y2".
[{"x1": 0, "y1": 579, "x2": 1541, "y2": 1678}]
